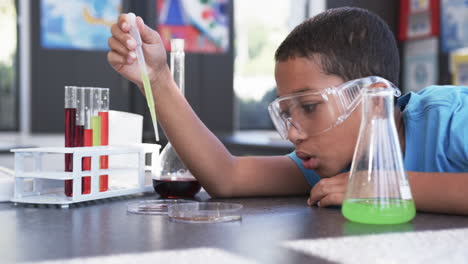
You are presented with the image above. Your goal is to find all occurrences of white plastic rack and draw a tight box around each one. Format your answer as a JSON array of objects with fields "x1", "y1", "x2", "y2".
[{"x1": 11, "y1": 144, "x2": 160, "y2": 208}]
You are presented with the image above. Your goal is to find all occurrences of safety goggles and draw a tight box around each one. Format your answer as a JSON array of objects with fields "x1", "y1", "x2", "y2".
[{"x1": 268, "y1": 76, "x2": 400, "y2": 139}]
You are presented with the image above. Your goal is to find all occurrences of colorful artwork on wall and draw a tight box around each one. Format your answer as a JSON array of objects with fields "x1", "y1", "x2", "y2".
[
  {"x1": 41, "y1": 0, "x2": 121, "y2": 50},
  {"x1": 157, "y1": 0, "x2": 230, "y2": 53}
]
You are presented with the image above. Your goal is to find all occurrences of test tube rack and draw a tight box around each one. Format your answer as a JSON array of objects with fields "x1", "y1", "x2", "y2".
[{"x1": 10, "y1": 144, "x2": 160, "y2": 208}]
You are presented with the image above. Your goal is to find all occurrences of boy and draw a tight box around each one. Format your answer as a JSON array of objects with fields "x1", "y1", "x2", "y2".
[{"x1": 108, "y1": 7, "x2": 468, "y2": 215}]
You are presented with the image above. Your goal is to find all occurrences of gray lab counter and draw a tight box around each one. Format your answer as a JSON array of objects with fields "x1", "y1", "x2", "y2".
[
  {"x1": 0, "y1": 134, "x2": 467, "y2": 263},
  {"x1": 1, "y1": 192, "x2": 468, "y2": 263}
]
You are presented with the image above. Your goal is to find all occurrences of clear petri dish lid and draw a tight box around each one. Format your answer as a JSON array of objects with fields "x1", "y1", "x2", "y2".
[
  {"x1": 127, "y1": 199, "x2": 197, "y2": 215},
  {"x1": 168, "y1": 202, "x2": 243, "y2": 223}
]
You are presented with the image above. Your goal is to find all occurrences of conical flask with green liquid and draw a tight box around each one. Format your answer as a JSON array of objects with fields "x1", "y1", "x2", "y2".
[{"x1": 342, "y1": 81, "x2": 416, "y2": 224}]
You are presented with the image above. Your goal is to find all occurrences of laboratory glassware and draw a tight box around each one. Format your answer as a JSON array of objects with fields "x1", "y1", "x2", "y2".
[
  {"x1": 155, "y1": 39, "x2": 201, "y2": 198},
  {"x1": 342, "y1": 84, "x2": 415, "y2": 224}
]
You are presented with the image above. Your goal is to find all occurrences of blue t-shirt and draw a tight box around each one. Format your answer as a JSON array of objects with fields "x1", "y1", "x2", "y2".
[{"x1": 288, "y1": 85, "x2": 468, "y2": 187}]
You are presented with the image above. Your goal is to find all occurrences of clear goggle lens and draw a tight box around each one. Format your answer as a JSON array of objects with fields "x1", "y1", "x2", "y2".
[{"x1": 268, "y1": 76, "x2": 400, "y2": 139}]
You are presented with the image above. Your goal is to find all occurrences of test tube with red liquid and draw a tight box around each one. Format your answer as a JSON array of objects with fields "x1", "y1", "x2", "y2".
[
  {"x1": 99, "y1": 88, "x2": 109, "y2": 192},
  {"x1": 82, "y1": 87, "x2": 93, "y2": 194},
  {"x1": 64, "y1": 86, "x2": 77, "y2": 179},
  {"x1": 65, "y1": 86, "x2": 85, "y2": 196}
]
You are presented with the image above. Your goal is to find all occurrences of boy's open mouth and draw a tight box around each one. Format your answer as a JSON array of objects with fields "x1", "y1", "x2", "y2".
[{"x1": 296, "y1": 152, "x2": 319, "y2": 170}]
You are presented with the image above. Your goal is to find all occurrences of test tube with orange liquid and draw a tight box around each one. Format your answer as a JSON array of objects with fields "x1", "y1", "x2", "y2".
[{"x1": 99, "y1": 89, "x2": 109, "y2": 192}]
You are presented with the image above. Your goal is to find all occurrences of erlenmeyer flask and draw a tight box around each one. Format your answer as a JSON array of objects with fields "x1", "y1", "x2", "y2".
[
  {"x1": 153, "y1": 39, "x2": 201, "y2": 198},
  {"x1": 342, "y1": 83, "x2": 415, "y2": 224}
]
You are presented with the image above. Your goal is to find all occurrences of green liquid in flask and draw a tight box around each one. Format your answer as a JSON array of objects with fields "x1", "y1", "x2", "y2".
[{"x1": 342, "y1": 198, "x2": 415, "y2": 225}]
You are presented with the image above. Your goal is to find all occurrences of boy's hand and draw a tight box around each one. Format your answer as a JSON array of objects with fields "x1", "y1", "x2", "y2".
[
  {"x1": 307, "y1": 172, "x2": 348, "y2": 207},
  {"x1": 107, "y1": 14, "x2": 169, "y2": 88}
]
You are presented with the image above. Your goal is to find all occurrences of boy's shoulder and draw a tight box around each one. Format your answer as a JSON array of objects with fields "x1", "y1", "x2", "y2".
[
  {"x1": 401, "y1": 85, "x2": 468, "y2": 172},
  {"x1": 398, "y1": 85, "x2": 468, "y2": 117}
]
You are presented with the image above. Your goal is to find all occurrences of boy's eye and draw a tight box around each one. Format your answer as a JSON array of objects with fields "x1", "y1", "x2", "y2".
[
  {"x1": 301, "y1": 103, "x2": 318, "y2": 113},
  {"x1": 280, "y1": 110, "x2": 290, "y2": 119}
]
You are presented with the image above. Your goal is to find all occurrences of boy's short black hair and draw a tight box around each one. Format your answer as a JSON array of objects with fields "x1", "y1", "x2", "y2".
[{"x1": 275, "y1": 7, "x2": 400, "y2": 86}]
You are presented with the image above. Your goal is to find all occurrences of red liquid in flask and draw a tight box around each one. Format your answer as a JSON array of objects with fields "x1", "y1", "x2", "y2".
[
  {"x1": 99, "y1": 111, "x2": 109, "y2": 192},
  {"x1": 82, "y1": 128, "x2": 93, "y2": 194},
  {"x1": 64, "y1": 108, "x2": 76, "y2": 197},
  {"x1": 65, "y1": 125, "x2": 84, "y2": 196},
  {"x1": 153, "y1": 178, "x2": 201, "y2": 198}
]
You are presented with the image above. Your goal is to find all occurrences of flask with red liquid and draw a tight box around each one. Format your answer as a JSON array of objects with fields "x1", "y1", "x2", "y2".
[{"x1": 154, "y1": 39, "x2": 201, "y2": 198}]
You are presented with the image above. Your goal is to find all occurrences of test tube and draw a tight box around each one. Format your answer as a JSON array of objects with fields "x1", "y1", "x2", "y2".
[
  {"x1": 91, "y1": 88, "x2": 102, "y2": 194},
  {"x1": 75, "y1": 87, "x2": 85, "y2": 149},
  {"x1": 82, "y1": 87, "x2": 93, "y2": 194},
  {"x1": 99, "y1": 88, "x2": 109, "y2": 192},
  {"x1": 64, "y1": 86, "x2": 77, "y2": 175},
  {"x1": 92, "y1": 88, "x2": 102, "y2": 148},
  {"x1": 65, "y1": 87, "x2": 84, "y2": 196}
]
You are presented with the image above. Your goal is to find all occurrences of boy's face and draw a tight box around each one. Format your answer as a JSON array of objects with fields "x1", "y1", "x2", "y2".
[{"x1": 274, "y1": 57, "x2": 361, "y2": 178}]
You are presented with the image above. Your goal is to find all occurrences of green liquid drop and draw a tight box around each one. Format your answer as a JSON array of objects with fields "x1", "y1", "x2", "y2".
[{"x1": 342, "y1": 198, "x2": 416, "y2": 225}]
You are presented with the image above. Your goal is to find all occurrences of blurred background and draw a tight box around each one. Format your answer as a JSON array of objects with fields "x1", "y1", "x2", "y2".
[{"x1": 0, "y1": 0, "x2": 465, "y2": 155}]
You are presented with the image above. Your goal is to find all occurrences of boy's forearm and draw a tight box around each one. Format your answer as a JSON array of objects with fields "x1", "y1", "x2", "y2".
[
  {"x1": 408, "y1": 171, "x2": 468, "y2": 215},
  {"x1": 149, "y1": 67, "x2": 236, "y2": 196}
]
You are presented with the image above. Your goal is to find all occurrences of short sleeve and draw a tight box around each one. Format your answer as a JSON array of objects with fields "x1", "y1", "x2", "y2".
[
  {"x1": 446, "y1": 88, "x2": 468, "y2": 168},
  {"x1": 401, "y1": 85, "x2": 468, "y2": 172}
]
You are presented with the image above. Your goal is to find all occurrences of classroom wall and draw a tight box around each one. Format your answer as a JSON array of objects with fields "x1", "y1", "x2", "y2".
[
  {"x1": 131, "y1": 0, "x2": 235, "y2": 142},
  {"x1": 29, "y1": 0, "x2": 234, "y2": 140},
  {"x1": 327, "y1": 0, "x2": 451, "y2": 89},
  {"x1": 30, "y1": 0, "x2": 130, "y2": 133}
]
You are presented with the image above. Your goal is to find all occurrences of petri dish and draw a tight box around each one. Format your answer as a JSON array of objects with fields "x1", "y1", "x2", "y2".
[
  {"x1": 168, "y1": 202, "x2": 243, "y2": 223},
  {"x1": 127, "y1": 199, "x2": 196, "y2": 215}
]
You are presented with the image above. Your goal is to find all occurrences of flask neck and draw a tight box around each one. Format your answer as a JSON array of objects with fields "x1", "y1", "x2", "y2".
[{"x1": 361, "y1": 88, "x2": 395, "y2": 121}]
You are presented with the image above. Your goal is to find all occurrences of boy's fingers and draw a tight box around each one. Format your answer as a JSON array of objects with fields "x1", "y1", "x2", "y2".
[
  {"x1": 308, "y1": 173, "x2": 349, "y2": 206},
  {"x1": 117, "y1": 14, "x2": 130, "y2": 32},
  {"x1": 333, "y1": 172, "x2": 349, "y2": 184},
  {"x1": 111, "y1": 23, "x2": 136, "y2": 50},
  {"x1": 108, "y1": 37, "x2": 132, "y2": 57},
  {"x1": 308, "y1": 188, "x2": 322, "y2": 206},
  {"x1": 317, "y1": 193, "x2": 345, "y2": 207},
  {"x1": 308, "y1": 180, "x2": 327, "y2": 205},
  {"x1": 136, "y1": 16, "x2": 161, "y2": 44},
  {"x1": 309, "y1": 185, "x2": 346, "y2": 205},
  {"x1": 107, "y1": 51, "x2": 127, "y2": 69},
  {"x1": 309, "y1": 181, "x2": 346, "y2": 206}
]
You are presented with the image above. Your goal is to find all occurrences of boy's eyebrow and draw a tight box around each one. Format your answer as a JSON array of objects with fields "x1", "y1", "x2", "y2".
[
  {"x1": 295, "y1": 88, "x2": 318, "y2": 93},
  {"x1": 289, "y1": 87, "x2": 319, "y2": 95},
  {"x1": 276, "y1": 87, "x2": 319, "y2": 98}
]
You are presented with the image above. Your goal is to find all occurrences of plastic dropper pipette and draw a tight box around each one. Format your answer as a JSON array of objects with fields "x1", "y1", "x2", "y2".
[{"x1": 128, "y1": 13, "x2": 160, "y2": 141}]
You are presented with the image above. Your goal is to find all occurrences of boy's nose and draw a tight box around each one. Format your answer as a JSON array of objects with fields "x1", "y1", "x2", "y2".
[{"x1": 286, "y1": 119, "x2": 307, "y2": 144}]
